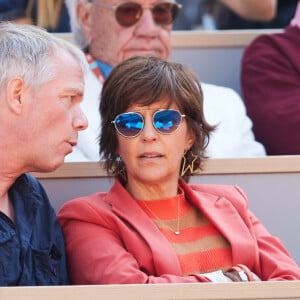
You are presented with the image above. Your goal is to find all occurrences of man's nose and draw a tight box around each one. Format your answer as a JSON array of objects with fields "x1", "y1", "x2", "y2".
[
  {"x1": 134, "y1": 8, "x2": 160, "y2": 37},
  {"x1": 73, "y1": 106, "x2": 88, "y2": 131}
]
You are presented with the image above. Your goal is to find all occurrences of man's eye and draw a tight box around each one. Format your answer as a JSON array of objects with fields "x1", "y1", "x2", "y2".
[
  {"x1": 68, "y1": 96, "x2": 76, "y2": 102},
  {"x1": 60, "y1": 95, "x2": 76, "y2": 102},
  {"x1": 68, "y1": 95, "x2": 76, "y2": 101}
]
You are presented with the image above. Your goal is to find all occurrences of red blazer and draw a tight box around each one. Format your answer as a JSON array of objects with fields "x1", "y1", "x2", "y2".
[{"x1": 58, "y1": 179, "x2": 300, "y2": 284}]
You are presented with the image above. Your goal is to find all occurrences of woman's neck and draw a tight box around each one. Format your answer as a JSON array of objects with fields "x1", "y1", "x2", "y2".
[{"x1": 125, "y1": 178, "x2": 179, "y2": 201}]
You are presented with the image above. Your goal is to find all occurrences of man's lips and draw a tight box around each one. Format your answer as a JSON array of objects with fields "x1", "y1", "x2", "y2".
[{"x1": 67, "y1": 141, "x2": 77, "y2": 147}]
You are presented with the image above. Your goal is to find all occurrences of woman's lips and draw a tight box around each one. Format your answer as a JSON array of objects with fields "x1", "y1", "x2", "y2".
[{"x1": 138, "y1": 152, "x2": 163, "y2": 158}]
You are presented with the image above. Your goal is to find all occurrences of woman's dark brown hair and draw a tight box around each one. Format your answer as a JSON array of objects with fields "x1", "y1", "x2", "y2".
[{"x1": 100, "y1": 56, "x2": 215, "y2": 182}]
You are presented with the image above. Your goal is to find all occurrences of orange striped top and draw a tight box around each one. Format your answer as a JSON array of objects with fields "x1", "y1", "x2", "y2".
[{"x1": 137, "y1": 189, "x2": 233, "y2": 275}]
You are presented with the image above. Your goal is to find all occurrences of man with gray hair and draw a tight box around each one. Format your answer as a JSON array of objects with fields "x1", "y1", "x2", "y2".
[
  {"x1": 0, "y1": 22, "x2": 88, "y2": 285},
  {"x1": 65, "y1": 0, "x2": 265, "y2": 162}
]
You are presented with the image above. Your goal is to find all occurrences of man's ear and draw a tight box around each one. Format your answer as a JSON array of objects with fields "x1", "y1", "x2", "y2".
[
  {"x1": 77, "y1": 2, "x2": 93, "y2": 44},
  {"x1": 6, "y1": 78, "x2": 24, "y2": 114}
]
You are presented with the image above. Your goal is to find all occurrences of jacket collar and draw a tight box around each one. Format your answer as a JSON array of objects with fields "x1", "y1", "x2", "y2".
[{"x1": 9, "y1": 174, "x2": 41, "y2": 246}]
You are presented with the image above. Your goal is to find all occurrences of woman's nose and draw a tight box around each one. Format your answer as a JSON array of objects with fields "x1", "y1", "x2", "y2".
[{"x1": 140, "y1": 115, "x2": 158, "y2": 141}]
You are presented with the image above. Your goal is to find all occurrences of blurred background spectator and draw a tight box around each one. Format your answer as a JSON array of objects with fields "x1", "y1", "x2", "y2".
[
  {"x1": 174, "y1": 0, "x2": 297, "y2": 30},
  {"x1": 213, "y1": 0, "x2": 297, "y2": 30},
  {"x1": 241, "y1": 0, "x2": 300, "y2": 155},
  {"x1": 173, "y1": 0, "x2": 204, "y2": 30},
  {"x1": 2, "y1": 0, "x2": 295, "y2": 32},
  {"x1": 0, "y1": 0, "x2": 70, "y2": 32}
]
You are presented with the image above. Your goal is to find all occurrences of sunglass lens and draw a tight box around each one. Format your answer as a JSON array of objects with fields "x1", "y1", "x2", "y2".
[
  {"x1": 116, "y1": 2, "x2": 142, "y2": 26},
  {"x1": 154, "y1": 110, "x2": 181, "y2": 134},
  {"x1": 153, "y1": 3, "x2": 180, "y2": 25},
  {"x1": 115, "y1": 113, "x2": 143, "y2": 137}
]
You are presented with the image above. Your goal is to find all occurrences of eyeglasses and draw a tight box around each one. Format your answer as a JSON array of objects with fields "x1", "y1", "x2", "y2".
[
  {"x1": 92, "y1": 1, "x2": 182, "y2": 27},
  {"x1": 112, "y1": 109, "x2": 186, "y2": 138}
]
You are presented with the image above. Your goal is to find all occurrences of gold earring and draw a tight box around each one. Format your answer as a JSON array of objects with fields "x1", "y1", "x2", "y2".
[
  {"x1": 119, "y1": 166, "x2": 127, "y2": 181},
  {"x1": 181, "y1": 151, "x2": 198, "y2": 177},
  {"x1": 116, "y1": 156, "x2": 127, "y2": 181}
]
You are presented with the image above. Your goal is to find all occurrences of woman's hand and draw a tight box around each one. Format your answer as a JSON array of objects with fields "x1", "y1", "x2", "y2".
[{"x1": 224, "y1": 264, "x2": 261, "y2": 282}]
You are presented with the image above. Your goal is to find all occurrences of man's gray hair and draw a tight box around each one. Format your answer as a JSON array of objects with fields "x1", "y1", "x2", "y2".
[
  {"x1": 0, "y1": 22, "x2": 88, "y2": 90},
  {"x1": 65, "y1": 0, "x2": 89, "y2": 48}
]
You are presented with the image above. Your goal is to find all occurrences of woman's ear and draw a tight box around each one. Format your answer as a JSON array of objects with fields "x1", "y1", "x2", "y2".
[
  {"x1": 77, "y1": 2, "x2": 93, "y2": 44},
  {"x1": 6, "y1": 78, "x2": 24, "y2": 114},
  {"x1": 185, "y1": 128, "x2": 195, "y2": 151}
]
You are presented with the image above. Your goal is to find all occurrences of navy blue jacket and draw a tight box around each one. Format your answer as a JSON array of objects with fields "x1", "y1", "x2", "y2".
[
  {"x1": 0, "y1": 0, "x2": 27, "y2": 21},
  {"x1": 0, "y1": 174, "x2": 69, "y2": 286}
]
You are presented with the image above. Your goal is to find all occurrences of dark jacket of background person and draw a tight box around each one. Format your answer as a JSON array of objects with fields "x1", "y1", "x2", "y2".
[
  {"x1": 241, "y1": 25, "x2": 300, "y2": 155},
  {"x1": 0, "y1": 0, "x2": 70, "y2": 32},
  {"x1": 0, "y1": 0, "x2": 27, "y2": 21},
  {"x1": 0, "y1": 174, "x2": 69, "y2": 286}
]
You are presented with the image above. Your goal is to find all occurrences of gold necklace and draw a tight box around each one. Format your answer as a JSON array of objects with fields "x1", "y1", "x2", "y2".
[{"x1": 140, "y1": 195, "x2": 181, "y2": 235}]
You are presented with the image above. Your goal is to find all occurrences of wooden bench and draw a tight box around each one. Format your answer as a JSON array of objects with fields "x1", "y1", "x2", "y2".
[{"x1": 1, "y1": 281, "x2": 300, "y2": 300}]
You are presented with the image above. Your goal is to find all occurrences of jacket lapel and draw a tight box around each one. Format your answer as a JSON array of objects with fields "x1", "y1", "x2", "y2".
[
  {"x1": 181, "y1": 180, "x2": 257, "y2": 268},
  {"x1": 107, "y1": 179, "x2": 182, "y2": 275}
]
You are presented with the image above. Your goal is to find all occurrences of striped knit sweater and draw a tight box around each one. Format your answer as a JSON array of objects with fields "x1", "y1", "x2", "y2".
[{"x1": 137, "y1": 188, "x2": 233, "y2": 275}]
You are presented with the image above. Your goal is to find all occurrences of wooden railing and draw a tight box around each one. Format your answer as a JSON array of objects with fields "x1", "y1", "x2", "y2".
[
  {"x1": 1, "y1": 281, "x2": 300, "y2": 300},
  {"x1": 55, "y1": 29, "x2": 282, "y2": 48},
  {"x1": 32, "y1": 156, "x2": 300, "y2": 179}
]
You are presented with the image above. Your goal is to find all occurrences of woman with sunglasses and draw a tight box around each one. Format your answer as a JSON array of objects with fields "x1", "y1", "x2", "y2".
[{"x1": 58, "y1": 56, "x2": 300, "y2": 284}]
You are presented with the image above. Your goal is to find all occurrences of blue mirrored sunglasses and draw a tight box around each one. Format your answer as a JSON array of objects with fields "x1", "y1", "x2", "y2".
[{"x1": 112, "y1": 109, "x2": 186, "y2": 138}]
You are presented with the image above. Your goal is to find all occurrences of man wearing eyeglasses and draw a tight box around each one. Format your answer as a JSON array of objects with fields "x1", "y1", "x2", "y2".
[{"x1": 65, "y1": 0, "x2": 266, "y2": 162}]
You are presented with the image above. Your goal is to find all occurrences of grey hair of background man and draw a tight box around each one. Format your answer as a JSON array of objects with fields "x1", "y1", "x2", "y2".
[
  {"x1": 65, "y1": 0, "x2": 89, "y2": 49},
  {"x1": 0, "y1": 22, "x2": 88, "y2": 90}
]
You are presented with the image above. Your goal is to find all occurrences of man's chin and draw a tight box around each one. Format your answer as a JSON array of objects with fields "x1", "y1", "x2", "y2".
[
  {"x1": 126, "y1": 51, "x2": 162, "y2": 59},
  {"x1": 40, "y1": 158, "x2": 65, "y2": 173}
]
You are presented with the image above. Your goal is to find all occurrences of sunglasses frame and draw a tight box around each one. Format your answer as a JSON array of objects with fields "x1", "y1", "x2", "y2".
[
  {"x1": 92, "y1": 1, "x2": 182, "y2": 27},
  {"x1": 112, "y1": 108, "x2": 186, "y2": 138}
]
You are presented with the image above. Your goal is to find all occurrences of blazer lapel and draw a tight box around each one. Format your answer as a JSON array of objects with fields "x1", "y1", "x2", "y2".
[
  {"x1": 107, "y1": 179, "x2": 182, "y2": 275},
  {"x1": 181, "y1": 180, "x2": 257, "y2": 268}
]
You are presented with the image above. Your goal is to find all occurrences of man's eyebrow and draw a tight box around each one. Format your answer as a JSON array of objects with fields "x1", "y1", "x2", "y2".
[{"x1": 63, "y1": 87, "x2": 84, "y2": 96}]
